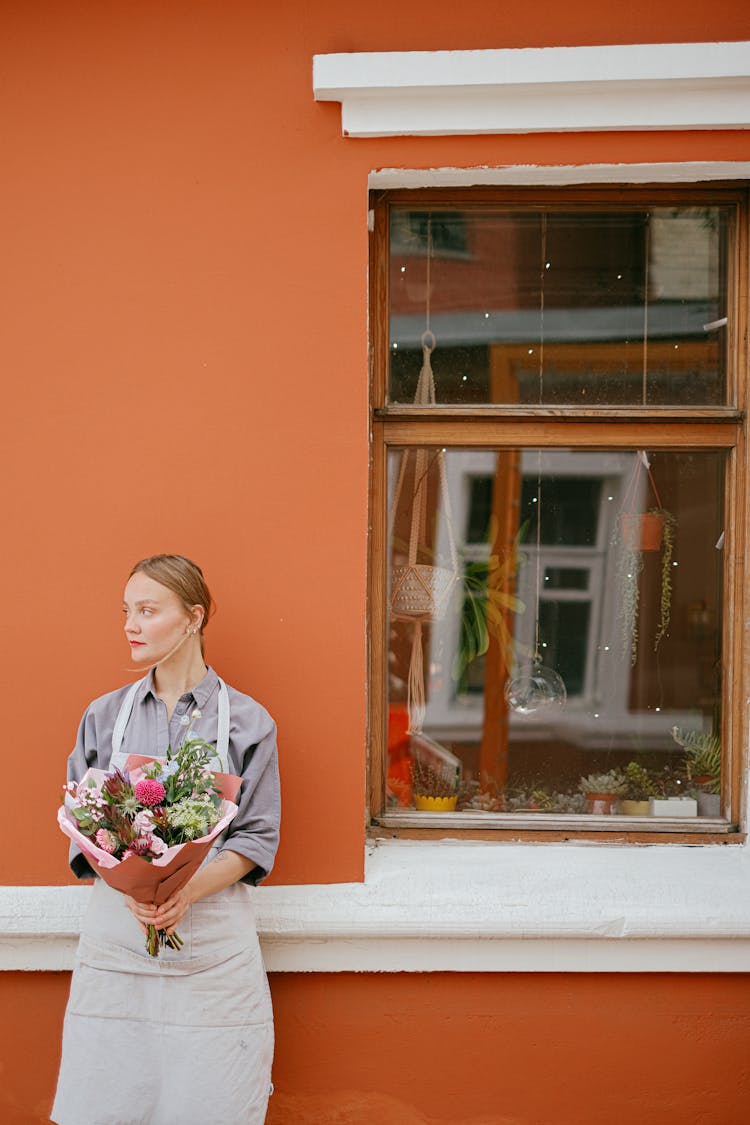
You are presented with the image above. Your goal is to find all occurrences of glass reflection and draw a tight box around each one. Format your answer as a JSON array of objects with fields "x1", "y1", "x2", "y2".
[
  {"x1": 388, "y1": 208, "x2": 730, "y2": 406},
  {"x1": 386, "y1": 448, "x2": 725, "y2": 818}
]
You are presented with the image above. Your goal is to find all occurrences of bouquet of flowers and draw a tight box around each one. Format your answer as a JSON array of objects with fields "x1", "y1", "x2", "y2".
[{"x1": 58, "y1": 716, "x2": 241, "y2": 956}]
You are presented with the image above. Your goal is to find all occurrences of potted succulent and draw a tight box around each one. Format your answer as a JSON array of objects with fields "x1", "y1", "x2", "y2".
[
  {"x1": 648, "y1": 761, "x2": 697, "y2": 817},
  {"x1": 412, "y1": 758, "x2": 458, "y2": 812},
  {"x1": 621, "y1": 761, "x2": 659, "y2": 815},
  {"x1": 672, "y1": 726, "x2": 722, "y2": 817},
  {"x1": 504, "y1": 784, "x2": 547, "y2": 813},
  {"x1": 579, "y1": 770, "x2": 627, "y2": 815}
]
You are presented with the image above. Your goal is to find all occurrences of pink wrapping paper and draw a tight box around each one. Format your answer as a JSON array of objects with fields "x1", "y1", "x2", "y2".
[{"x1": 58, "y1": 757, "x2": 241, "y2": 905}]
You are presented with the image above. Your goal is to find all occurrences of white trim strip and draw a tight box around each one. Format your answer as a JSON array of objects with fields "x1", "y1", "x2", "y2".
[
  {"x1": 6, "y1": 839, "x2": 750, "y2": 972},
  {"x1": 367, "y1": 161, "x2": 750, "y2": 189},
  {"x1": 313, "y1": 42, "x2": 750, "y2": 137}
]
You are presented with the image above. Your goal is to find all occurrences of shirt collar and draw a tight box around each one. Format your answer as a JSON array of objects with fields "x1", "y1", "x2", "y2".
[{"x1": 141, "y1": 665, "x2": 219, "y2": 708}]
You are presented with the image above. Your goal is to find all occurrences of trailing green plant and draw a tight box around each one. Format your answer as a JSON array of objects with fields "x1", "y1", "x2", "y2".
[
  {"x1": 653, "y1": 509, "x2": 676, "y2": 652},
  {"x1": 613, "y1": 507, "x2": 676, "y2": 666},
  {"x1": 578, "y1": 770, "x2": 627, "y2": 797},
  {"x1": 671, "y1": 726, "x2": 721, "y2": 794},
  {"x1": 623, "y1": 761, "x2": 660, "y2": 801}
]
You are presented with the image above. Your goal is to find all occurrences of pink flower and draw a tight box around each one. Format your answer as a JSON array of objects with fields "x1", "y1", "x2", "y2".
[
  {"x1": 148, "y1": 835, "x2": 167, "y2": 856},
  {"x1": 133, "y1": 809, "x2": 155, "y2": 834},
  {"x1": 95, "y1": 828, "x2": 118, "y2": 854},
  {"x1": 134, "y1": 778, "x2": 166, "y2": 807}
]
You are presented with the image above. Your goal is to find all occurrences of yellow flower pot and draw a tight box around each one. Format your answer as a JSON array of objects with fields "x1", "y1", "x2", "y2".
[
  {"x1": 621, "y1": 799, "x2": 650, "y2": 816},
  {"x1": 414, "y1": 795, "x2": 458, "y2": 812}
]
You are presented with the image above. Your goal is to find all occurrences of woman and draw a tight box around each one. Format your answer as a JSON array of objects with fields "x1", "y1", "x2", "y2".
[{"x1": 52, "y1": 554, "x2": 280, "y2": 1125}]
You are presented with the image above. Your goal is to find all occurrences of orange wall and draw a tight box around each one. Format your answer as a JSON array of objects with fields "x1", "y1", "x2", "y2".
[
  {"x1": 2, "y1": 4, "x2": 750, "y2": 1122},
  {"x1": 3, "y1": 971, "x2": 750, "y2": 1124}
]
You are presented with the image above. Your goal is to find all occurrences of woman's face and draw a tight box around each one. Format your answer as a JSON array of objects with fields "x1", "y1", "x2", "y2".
[{"x1": 122, "y1": 571, "x2": 196, "y2": 666}]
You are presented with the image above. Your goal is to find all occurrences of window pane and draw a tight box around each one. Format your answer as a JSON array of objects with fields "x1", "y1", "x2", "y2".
[
  {"x1": 388, "y1": 208, "x2": 730, "y2": 406},
  {"x1": 386, "y1": 447, "x2": 725, "y2": 819}
]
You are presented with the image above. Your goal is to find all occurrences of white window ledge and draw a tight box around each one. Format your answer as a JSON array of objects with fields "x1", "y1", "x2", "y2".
[
  {"x1": 4, "y1": 841, "x2": 750, "y2": 972},
  {"x1": 313, "y1": 42, "x2": 750, "y2": 137},
  {"x1": 367, "y1": 160, "x2": 750, "y2": 190}
]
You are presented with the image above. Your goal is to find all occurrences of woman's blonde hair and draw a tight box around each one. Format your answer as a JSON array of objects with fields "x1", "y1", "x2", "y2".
[{"x1": 129, "y1": 554, "x2": 214, "y2": 651}]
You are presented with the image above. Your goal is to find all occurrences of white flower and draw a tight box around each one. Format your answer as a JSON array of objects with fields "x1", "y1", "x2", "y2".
[
  {"x1": 133, "y1": 809, "x2": 155, "y2": 834},
  {"x1": 191, "y1": 709, "x2": 202, "y2": 719},
  {"x1": 179, "y1": 714, "x2": 191, "y2": 726}
]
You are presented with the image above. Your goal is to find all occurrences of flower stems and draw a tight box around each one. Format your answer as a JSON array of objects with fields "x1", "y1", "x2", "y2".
[{"x1": 145, "y1": 924, "x2": 184, "y2": 958}]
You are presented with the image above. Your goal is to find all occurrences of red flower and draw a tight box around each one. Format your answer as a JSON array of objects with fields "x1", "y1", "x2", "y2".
[{"x1": 134, "y1": 778, "x2": 166, "y2": 807}]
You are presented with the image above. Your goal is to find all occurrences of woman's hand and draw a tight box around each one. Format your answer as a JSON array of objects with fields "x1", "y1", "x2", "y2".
[
  {"x1": 152, "y1": 885, "x2": 194, "y2": 935},
  {"x1": 123, "y1": 852, "x2": 256, "y2": 939},
  {"x1": 123, "y1": 886, "x2": 194, "y2": 937},
  {"x1": 123, "y1": 895, "x2": 159, "y2": 936}
]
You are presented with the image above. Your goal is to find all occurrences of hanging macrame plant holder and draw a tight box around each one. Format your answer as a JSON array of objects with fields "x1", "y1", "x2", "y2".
[
  {"x1": 389, "y1": 331, "x2": 459, "y2": 734},
  {"x1": 619, "y1": 451, "x2": 666, "y2": 552}
]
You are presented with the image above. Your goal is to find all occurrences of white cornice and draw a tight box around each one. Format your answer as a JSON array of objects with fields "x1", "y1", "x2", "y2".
[{"x1": 313, "y1": 42, "x2": 750, "y2": 137}]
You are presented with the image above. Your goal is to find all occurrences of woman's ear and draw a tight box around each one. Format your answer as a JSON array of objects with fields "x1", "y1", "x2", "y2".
[{"x1": 189, "y1": 605, "x2": 204, "y2": 632}]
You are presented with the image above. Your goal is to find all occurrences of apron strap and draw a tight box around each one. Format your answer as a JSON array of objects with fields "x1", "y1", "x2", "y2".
[
  {"x1": 111, "y1": 678, "x2": 146, "y2": 762},
  {"x1": 215, "y1": 678, "x2": 230, "y2": 771}
]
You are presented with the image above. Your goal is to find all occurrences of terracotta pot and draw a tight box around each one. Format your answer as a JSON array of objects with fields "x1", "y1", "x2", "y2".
[
  {"x1": 584, "y1": 792, "x2": 619, "y2": 815},
  {"x1": 413, "y1": 794, "x2": 457, "y2": 812},
  {"x1": 619, "y1": 511, "x2": 665, "y2": 552}
]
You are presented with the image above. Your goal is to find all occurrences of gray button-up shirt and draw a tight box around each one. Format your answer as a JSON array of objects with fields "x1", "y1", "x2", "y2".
[{"x1": 66, "y1": 666, "x2": 280, "y2": 884}]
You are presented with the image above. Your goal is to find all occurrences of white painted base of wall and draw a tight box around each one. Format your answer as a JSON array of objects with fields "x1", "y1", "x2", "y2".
[{"x1": 4, "y1": 840, "x2": 750, "y2": 972}]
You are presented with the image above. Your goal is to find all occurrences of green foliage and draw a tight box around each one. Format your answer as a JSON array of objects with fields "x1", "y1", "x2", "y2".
[
  {"x1": 653, "y1": 509, "x2": 676, "y2": 653},
  {"x1": 614, "y1": 507, "x2": 676, "y2": 667},
  {"x1": 454, "y1": 518, "x2": 529, "y2": 691},
  {"x1": 578, "y1": 770, "x2": 627, "y2": 796},
  {"x1": 623, "y1": 761, "x2": 659, "y2": 801},
  {"x1": 671, "y1": 726, "x2": 722, "y2": 794}
]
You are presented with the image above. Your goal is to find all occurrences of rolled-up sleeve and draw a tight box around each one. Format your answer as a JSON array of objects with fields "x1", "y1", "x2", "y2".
[
  {"x1": 221, "y1": 703, "x2": 281, "y2": 885},
  {"x1": 66, "y1": 708, "x2": 100, "y2": 880},
  {"x1": 62, "y1": 672, "x2": 281, "y2": 887}
]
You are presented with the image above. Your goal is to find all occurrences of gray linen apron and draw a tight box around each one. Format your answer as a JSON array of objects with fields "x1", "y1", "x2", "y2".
[{"x1": 52, "y1": 678, "x2": 274, "y2": 1125}]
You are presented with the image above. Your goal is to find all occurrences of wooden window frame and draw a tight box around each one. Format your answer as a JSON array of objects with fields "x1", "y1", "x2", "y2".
[{"x1": 368, "y1": 184, "x2": 749, "y2": 845}]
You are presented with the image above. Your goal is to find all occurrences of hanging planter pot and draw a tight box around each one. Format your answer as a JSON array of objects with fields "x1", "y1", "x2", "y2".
[
  {"x1": 387, "y1": 316, "x2": 460, "y2": 736},
  {"x1": 619, "y1": 510, "x2": 665, "y2": 552},
  {"x1": 391, "y1": 563, "x2": 457, "y2": 622}
]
